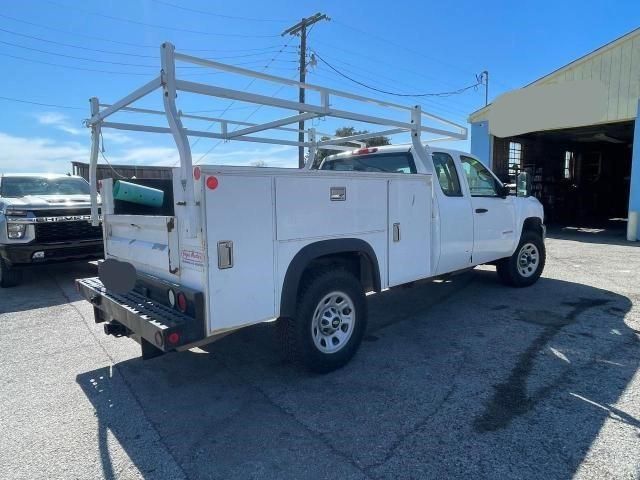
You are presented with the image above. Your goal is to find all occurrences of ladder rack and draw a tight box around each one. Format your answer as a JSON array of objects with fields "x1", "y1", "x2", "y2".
[{"x1": 85, "y1": 42, "x2": 468, "y2": 237}]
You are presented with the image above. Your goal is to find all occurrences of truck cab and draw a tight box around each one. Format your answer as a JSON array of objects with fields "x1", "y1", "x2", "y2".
[{"x1": 319, "y1": 144, "x2": 545, "y2": 282}]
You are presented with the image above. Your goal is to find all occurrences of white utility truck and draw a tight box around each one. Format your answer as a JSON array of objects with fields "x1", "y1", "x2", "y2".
[{"x1": 76, "y1": 43, "x2": 545, "y2": 373}]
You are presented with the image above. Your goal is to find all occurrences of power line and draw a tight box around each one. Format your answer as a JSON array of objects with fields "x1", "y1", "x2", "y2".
[
  {"x1": 150, "y1": 0, "x2": 292, "y2": 23},
  {"x1": 194, "y1": 81, "x2": 294, "y2": 165},
  {"x1": 0, "y1": 37, "x2": 299, "y2": 68},
  {"x1": 313, "y1": 49, "x2": 472, "y2": 115},
  {"x1": 0, "y1": 95, "x2": 84, "y2": 110},
  {"x1": 0, "y1": 39, "x2": 156, "y2": 68},
  {"x1": 44, "y1": 0, "x2": 280, "y2": 38},
  {"x1": 187, "y1": 38, "x2": 295, "y2": 160},
  {"x1": 0, "y1": 27, "x2": 154, "y2": 58},
  {"x1": 0, "y1": 27, "x2": 294, "y2": 61},
  {"x1": 331, "y1": 18, "x2": 515, "y2": 91},
  {"x1": 309, "y1": 56, "x2": 474, "y2": 117},
  {"x1": 309, "y1": 69, "x2": 467, "y2": 122},
  {"x1": 312, "y1": 51, "x2": 483, "y2": 98},
  {"x1": 0, "y1": 52, "x2": 152, "y2": 76},
  {"x1": 0, "y1": 13, "x2": 294, "y2": 52}
]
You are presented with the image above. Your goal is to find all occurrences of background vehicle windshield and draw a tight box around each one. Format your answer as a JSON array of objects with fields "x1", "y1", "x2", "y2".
[{"x1": 0, "y1": 177, "x2": 90, "y2": 198}]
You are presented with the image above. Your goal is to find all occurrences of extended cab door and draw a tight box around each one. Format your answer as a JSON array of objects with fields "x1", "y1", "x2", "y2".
[
  {"x1": 459, "y1": 155, "x2": 516, "y2": 264},
  {"x1": 429, "y1": 151, "x2": 474, "y2": 274}
]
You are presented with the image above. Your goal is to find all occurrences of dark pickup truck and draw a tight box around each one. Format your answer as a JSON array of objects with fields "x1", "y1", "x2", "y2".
[{"x1": 0, "y1": 174, "x2": 103, "y2": 287}]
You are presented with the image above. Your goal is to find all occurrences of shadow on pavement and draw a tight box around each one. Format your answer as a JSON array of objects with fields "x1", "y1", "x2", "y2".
[
  {"x1": 0, "y1": 261, "x2": 97, "y2": 314},
  {"x1": 77, "y1": 271, "x2": 637, "y2": 479}
]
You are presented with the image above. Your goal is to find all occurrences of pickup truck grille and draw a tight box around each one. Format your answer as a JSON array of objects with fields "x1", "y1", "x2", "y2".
[
  {"x1": 33, "y1": 208, "x2": 92, "y2": 217},
  {"x1": 35, "y1": 221, "x2": 102, "y2": 243}
]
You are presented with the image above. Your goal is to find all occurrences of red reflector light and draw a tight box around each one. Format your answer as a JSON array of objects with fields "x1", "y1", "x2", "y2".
[
  {"x1": 206, "y1": 176, "x2": 219, "y2": 190},
  {"x1": 354, "y1": 147, "x2": 378, "y2": 155},
  {"x1": 177, "y1": 292, "x2": 188, "y2": 313},
  {"x1": 193, "y1": 166, "x2": 201, "y2": 180},
  {"x1": 167, "y1": 332, "x2": 180, "y2": 345}
]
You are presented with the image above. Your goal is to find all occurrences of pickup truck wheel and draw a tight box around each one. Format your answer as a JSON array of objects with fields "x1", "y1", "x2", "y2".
[
  {"x1": 496, "y1": 231, "x2": 545, "y2": 287},
  {"x1": 280, "y1": 268, "x2": 367, "y2": 373},
  {"x1": 0, "y1": 258, "x2": 22, "y2": 288}
]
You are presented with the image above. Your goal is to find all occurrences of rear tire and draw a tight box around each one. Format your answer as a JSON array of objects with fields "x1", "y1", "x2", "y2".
[
  {"x1": 0, "y1": 258, "x2": 22, "y2": 288},
  {"x1": 496, "y1": 231, "x2": 545, "y2": 287},
  {"x1": 279, "y1": 268, "x2": 367, "y2": 373}
]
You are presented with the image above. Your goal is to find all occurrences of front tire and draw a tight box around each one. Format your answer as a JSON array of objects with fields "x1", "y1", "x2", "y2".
[
  {"x1": 0, "y1": 257, "x2": 22, "y2": 288},
  {"x1": 280, "y1": 268, "x2": 367, "y2": 373},
  {"x1": 496, "y1": 231, "x2": 545, "y2": 287}
]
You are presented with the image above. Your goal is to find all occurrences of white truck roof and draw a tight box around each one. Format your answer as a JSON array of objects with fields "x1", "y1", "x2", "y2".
[{"x1": 323, "y1": 144, "x2": 475, "y2": 162}]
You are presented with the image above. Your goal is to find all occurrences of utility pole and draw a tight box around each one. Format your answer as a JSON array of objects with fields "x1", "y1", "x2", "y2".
[{"x1": 282, "y1": 12, "x2": 329, "y2": 168}]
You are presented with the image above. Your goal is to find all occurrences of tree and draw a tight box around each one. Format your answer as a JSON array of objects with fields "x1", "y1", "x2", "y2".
[{"x1": 310, "y1": 126, "x2": 390, "y2": 168}]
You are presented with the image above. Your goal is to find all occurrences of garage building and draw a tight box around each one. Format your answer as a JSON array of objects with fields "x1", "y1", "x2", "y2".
[{"x1": 469, "y1": 28, "x2": 640, "y2": 241}]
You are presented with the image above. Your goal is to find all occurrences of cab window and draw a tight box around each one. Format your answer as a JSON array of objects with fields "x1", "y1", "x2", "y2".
[
  {"x1": 431, "y1": 152, "x2": 462, "y2": 196},
  {"x1": 320, "y1": 153, "x2": 416, "y2": 174},
  {"x1": 460, "y1": 155, "x2": 501, "y2": 197}
]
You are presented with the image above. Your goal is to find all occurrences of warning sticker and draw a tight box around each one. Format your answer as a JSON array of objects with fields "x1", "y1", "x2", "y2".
[{"x1": 181, "y1": 249, "x2": 204, "y2": 270}]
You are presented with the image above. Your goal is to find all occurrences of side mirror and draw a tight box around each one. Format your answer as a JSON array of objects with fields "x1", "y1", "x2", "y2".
[
  {"x1": 498, "y1": 184, "x2": 510, "y2": 198},
  {"x1": 516, "y1": 172, "x2": 532, "y2": 197}
]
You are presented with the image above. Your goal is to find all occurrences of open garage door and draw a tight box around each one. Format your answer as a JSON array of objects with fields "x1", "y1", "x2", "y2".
[{"x1": 492, "y1": 121, "x2": 633, "y2": 231}]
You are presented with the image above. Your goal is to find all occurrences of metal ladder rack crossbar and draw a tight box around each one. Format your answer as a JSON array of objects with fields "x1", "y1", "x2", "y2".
[{"x1": 85, "y1": 42, "x2": 468, "y2": 239}]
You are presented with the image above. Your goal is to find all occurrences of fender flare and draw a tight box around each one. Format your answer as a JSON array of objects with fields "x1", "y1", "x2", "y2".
[{"x1": 279, "y1": 238, "x2": 381, "y2": 318}]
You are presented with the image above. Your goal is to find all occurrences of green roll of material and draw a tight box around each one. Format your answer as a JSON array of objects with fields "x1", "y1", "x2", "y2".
[{"x1": 113, "y1": 180, "x2": 164, "y2": 207}]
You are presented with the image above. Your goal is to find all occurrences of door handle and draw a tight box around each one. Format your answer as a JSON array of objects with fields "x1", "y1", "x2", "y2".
[
  {"x1": 393, "y1": 223, "x2": 400, "y2": 242},
  {"x1": 475, "y1": 208, "x2": 488, "y2": 213}
]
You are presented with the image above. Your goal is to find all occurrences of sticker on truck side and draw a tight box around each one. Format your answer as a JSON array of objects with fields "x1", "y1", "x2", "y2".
[{"x1": 180, "y1": 249, "x2": 204, "y2": 270}]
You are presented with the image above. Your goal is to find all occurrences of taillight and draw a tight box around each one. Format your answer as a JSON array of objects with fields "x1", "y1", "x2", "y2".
[
  {"x1": 353, "y1": 147, "x2": 378, "y2": 155},
  {"x1": 167, "y1": 289, "x2": 176, "y2": 308},
  {"x1": 167, "y1": 332, "x2": 181, "y2": 345},
  {"x1": 176, "y1": 292, "x2": 188, "y2": 313},
  {"x1": 206, "y1": 176, "x2": 219, "y2": 190},
  {"x1": 193, "y1": 166, "x2": 201, "y2": 180}
]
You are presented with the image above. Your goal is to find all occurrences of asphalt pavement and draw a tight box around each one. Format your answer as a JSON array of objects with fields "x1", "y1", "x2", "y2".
[{"x1": 1, "y1": 228, "x2": 639, "y2": 480}]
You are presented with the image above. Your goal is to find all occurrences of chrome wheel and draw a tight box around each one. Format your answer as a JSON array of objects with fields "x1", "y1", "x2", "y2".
[
  {"x1": 517, "y1": 242, "x2": 539, "y2": 278},
  {"x1": 311, "y1": 291, "x2": 355, "y2": 354}
]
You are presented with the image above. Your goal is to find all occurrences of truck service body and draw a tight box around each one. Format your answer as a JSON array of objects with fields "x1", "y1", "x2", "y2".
[{"x1": 76, "y1": 43, "x2": 545, "y2": 372}]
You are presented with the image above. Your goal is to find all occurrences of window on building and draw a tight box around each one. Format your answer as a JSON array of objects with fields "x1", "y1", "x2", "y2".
[
  {"x1": 564, "y1": 151, "x2": 574, "y2": 179},
  {"x1": 508, "y1": 141, "x2": 522, "y2": 175}
]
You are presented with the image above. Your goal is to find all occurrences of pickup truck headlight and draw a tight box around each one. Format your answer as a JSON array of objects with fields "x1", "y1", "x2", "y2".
[
  {"x1": 5, "y1": 209, "x2": 28, "y2": 217},
  {"x1": 7, "y1": 223, "x2": 26, "y2": 239}
]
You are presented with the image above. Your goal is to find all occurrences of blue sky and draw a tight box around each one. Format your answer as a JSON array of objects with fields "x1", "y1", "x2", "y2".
[{"x1": 0, "y1": 0, "x2": 639, "y2": 173}]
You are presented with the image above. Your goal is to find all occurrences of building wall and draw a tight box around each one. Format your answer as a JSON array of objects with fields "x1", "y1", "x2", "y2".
[
  {"x1": 470, "y1": 121, "x2": 492, "y2": 167},
  {"x1": 532, "y1": 32, "x2": 640, "y2": 123}
]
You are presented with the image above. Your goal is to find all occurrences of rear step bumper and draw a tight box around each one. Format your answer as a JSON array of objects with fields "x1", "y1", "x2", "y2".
[{"x1": 76, "y1": 277, "x2": 206, "y2": 356}]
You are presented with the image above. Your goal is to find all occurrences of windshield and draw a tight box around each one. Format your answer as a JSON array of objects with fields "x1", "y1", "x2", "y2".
[{"x1": 0, "y1": 177, "x2": 90, "y2": 198}]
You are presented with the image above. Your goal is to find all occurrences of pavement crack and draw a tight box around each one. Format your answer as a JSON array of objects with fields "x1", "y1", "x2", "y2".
[
  {"x1": 363, "y1": 357, "x2": 466, "y2": 476},
  {"x1": 212, "y1": 352, "x2": 375, "y2": 479}
]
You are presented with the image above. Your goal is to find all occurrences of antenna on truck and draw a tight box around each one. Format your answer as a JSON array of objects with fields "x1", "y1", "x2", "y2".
[{"x1": 85, "y1": 42, "x2": 468, "y2": 236}]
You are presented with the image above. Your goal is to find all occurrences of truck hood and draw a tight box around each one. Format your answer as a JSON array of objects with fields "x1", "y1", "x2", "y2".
[{"x1": 2, "y1": 194, "x2": 100, "y2": 210}]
